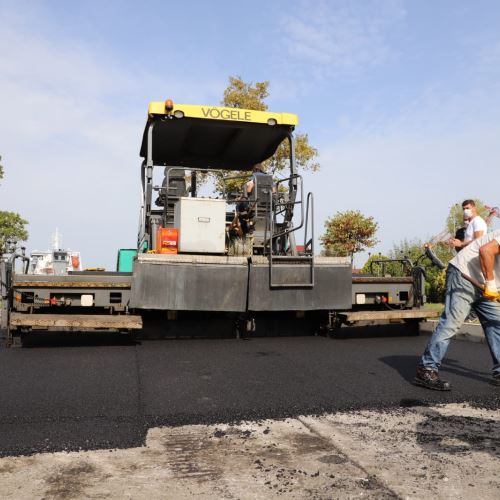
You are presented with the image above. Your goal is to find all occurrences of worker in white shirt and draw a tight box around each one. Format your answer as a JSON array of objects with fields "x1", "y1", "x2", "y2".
[{"x1": 449, "y1": 199, "x2": 487, "y2": 250}]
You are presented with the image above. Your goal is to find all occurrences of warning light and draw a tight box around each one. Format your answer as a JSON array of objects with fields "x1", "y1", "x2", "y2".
[{"x1": 165, "y1": 99, "x2": 174, "y2": 113}]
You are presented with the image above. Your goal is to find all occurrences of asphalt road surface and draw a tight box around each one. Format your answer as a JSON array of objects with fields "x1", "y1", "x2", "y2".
[{"x1": 1, "y1": 329, "x2": 499, "y2": 457}]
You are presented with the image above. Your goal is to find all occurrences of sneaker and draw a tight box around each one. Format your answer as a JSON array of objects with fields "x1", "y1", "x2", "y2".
[
  {"x1": 414, "y1": 367, "x2": 451, "y2": 391},
  {"x1": 493, "y1": 373, "x2": 500, "y2": 386}
]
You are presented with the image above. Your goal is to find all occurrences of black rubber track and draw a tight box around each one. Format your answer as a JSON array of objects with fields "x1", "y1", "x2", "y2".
[{"x1": 1, "y1": 332, "x2": 499, "y2": 457}]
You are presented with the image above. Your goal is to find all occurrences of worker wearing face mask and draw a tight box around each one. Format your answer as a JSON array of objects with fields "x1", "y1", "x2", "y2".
[{"x1": 449, "y1": 199, "x2": 487, "y2": 250}]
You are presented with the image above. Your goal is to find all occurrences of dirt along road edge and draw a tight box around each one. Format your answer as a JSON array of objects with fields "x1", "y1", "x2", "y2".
[{"x1": 0, "y1": 403, "x2": 499, "y2": 499}]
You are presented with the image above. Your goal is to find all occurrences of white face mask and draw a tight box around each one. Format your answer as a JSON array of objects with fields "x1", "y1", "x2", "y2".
[{"x1": 463, "y1": 208, "x2": 473, "y2": 219}]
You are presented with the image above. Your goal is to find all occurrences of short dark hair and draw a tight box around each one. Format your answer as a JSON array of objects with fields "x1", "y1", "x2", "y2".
[
  {"x1": 455, "y1": 227, "x2": 466, "y2": 241},
  {"x1": 462, "y1": 199, "x2": 475, "y2": 208},
  {"x1": 253, "y1": 163, "x2": 264, "y2": 172}
]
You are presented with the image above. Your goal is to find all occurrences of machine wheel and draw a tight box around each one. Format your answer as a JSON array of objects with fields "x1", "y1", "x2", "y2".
[
  {"x1": 9, "y1": 333, "x2": 23, "y2": 348},
  {"x1": 403, "y1": 319, "x2": 421, "y2": 336},
  {"x1": 235, "y1": 314, "x2": 255, "y2": 339}
]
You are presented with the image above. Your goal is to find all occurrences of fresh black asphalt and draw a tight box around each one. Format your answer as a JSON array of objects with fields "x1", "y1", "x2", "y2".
[{"x1": 1, "y1": 330, "x2": 499, "y2": 457}]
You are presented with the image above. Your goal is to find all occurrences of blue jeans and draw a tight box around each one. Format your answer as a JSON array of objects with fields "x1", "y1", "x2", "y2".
[{"x1": 420, "y1": 265, "x2": 500, "y2": 376}]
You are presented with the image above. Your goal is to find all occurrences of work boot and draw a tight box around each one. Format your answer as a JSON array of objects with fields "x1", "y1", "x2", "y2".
[
  {"x1": 414, "y1": 367, "x2": 451, "y2": 391},
  {"x1": 493, "y1": 373, "x2": 500, "y2": 386}
]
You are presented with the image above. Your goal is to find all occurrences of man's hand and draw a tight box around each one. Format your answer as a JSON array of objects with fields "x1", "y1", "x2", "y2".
[
  {"x1": 483, "y1": 287, "x2": 500, "y2": 301},
  {"x1": 479, "y1": 240, "x2": 500, "y2": 292},
  {"x1": 448, "y1": 238, "x2": 463, "y2": 248},
  {"x1": 483, "y1": 280, "x2": 500, "y2": 301}
]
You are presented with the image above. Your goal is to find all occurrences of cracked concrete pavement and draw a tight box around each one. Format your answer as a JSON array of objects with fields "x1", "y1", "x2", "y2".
[{"x1": 1, "y1": 403, "x2": 499, "y2": 499}]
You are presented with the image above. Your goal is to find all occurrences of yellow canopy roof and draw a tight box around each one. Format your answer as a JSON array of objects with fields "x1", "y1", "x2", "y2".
[{"x1": 140, "y1": 102, "x2": 298, "y2": 170}]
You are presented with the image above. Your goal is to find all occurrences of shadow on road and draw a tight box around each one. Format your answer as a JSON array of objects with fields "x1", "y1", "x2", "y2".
[
  {"x1": 380, "y1": 354, "x2": 492, "y2": 385},
  {"x1": 19, "y1": 331, "x2": 138, "y2": 348},
  {"x1": 379, "y1": 354, "x2": 420, "y2": 383},
  {"x1": 330, "y1": 322, "x2": 419, "y2": 339}
]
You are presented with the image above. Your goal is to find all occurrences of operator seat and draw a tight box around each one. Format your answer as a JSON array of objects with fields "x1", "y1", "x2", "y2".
[
  {"x1": 155, "y1": 167, "x2": 188, "y2": 207},
  {"x1": 155, "y1": 167, "x2": 188, "y2": 225},
  {"x1": 250, "y1": 173, "x2": 274, "y2": 219}
]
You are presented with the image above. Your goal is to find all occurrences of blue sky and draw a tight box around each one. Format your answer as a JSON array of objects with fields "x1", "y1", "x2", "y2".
[{"x1": 1, "y1": 0, "x2": 500, "y2": 268}]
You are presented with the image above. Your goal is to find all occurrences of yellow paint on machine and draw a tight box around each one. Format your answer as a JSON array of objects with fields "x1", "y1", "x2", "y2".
[{"x1": 147, "y1": 102, "x2": 299, "y2": 126}]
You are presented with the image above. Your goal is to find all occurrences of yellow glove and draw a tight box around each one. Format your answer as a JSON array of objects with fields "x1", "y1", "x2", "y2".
[{"x1": 483, "y1": 280, "x2": 500, "y2": 301}]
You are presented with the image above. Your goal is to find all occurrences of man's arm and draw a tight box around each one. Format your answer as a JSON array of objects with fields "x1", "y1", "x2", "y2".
[
  {"x1": 479, "y1": 240, "x2": 499, "y2": 280},
  {"x1": 450, "y1": 237, "x2": 474, "y2": 249},
  {"x1": 449, "y1": 238, "x2": 469, "y2": 249},
  {"x1": 485, "y1": 206, "x2": 499, "y2": 225},
  {"x1": 451, "y1": 219, "x2": 487, "y2": 248},
  {"x1": 479, "y1": 239, "x2": 500, "y2": 299},
  {"x1": 473, "y1": 218, "x2": 487, "y2": 240}
]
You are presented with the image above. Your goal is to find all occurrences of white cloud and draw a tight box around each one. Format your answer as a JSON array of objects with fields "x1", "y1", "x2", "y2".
[
  {"x1": 2, "y1": 1, "x2": 500, "y2": 274},
  {"x1": 307, "y1": 79, "x2": 500, "y2": 266},
  {"x1": 279, "y1": 0, "x2": 406, "y2": 80},
  {"x1": 0, "y1": 4, "x2": 223, "y2": 268},
  {"x1": 289, "y1": 5, "x2": 500, "y2": 267}
]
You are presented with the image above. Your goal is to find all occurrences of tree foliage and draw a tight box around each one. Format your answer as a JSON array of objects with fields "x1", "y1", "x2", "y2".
[
  {"x1": 222, "y1": 77, "x2": 269, "y2": 111},
  {"x1": 360, "y1": 253, "x2": 404, "y2": 277},
  {"x1": 360, "y1": 239, "x2": 422, "y2": 277},
  {"x1": 0, "y1": 156, "x2": 29, "y2": 254},
  {"x1": 321, "y1": 210, "x2": 378, "y2": 261},
  {"x1": 0, "y1": 155, "x2": 4, "y2": 182},
  {"x1": 215, "y1": 76, "x2": 319, "y2": 194},
  {"x1": 0, "y1": 211, "x2": 28, "y2": 253}
]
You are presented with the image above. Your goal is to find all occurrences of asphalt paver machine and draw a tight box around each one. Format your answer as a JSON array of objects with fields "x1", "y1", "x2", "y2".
[
  {"x1": 130, "y1": 101, "x2": 352, "y2": 334},
  {"x1": 1, "y1": 100, "x2": 437, "y2": 345}
]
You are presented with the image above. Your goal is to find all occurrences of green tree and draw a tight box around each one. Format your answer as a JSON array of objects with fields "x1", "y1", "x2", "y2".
[
  {"x1": 361, "y1": 253, "x2": 399, "y2": 276},
  {"x1": 446, "y1": 199, "x2": 489, "y2": 234},
  {"x1": 360, "y1": 240, "x2": 424, "y2": 277},
  {"x1": 389, "y1": 238, "x2": 426, "y2": 264},
  {"x1": 215, "y1": 76, "x2": 319, "y2": 194},
  {"x1": 321, "y1": 210, "x2": 379, "y2": 262},
  {"x1": 429, "y1": 268, "x2": 447, "y2": 303},
  {"x1": 0, "y1": 157, "x2": 29, "y2": 254},
  {"x1": 222, "y1": 77, "x2": 269, "y2": 111},
  {"x1": 0, "y1": 212, "x2": 29, "y2": 253},
  {"x1": 423, "y1": 240, "x2": 454, "y2": 302}
]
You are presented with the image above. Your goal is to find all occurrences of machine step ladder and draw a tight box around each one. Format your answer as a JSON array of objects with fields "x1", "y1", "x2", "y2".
[{"x1": 267, "y1": 192, "x2": 315, "y2": 288}]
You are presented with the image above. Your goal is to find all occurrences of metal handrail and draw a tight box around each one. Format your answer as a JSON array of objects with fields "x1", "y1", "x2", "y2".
[
  {"x1": 303, "y1": 192, "x2": 314, "y2": 255},
  {"x1": 369, "y1": 258, "x2": 413, "y2": 277},
  {"x1": 268, "y1": 188, "x2": 315, "y2": 288},
  {"x1": 270, "y1": 174, "x2": 305, "y2": 242}
]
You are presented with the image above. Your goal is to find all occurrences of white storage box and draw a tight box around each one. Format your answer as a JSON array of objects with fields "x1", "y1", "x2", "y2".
[{"x1": 174, "y1": 197, "x2": 227, "y2": 254}]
